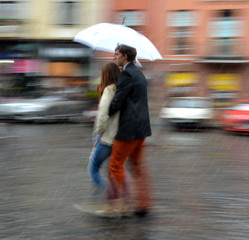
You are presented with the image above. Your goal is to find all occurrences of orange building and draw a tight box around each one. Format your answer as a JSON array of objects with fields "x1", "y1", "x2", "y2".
[{"x1": 108, "y1": 0, "x2": 249, "y2": 119}]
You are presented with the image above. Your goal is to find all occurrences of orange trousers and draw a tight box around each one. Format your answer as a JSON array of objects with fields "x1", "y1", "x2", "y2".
[{"x1": 108, "y1": 138, "x2": 152, "y2": 210}]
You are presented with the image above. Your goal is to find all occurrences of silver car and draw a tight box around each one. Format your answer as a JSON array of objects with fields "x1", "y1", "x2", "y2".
[{"x1": 0, "y1": 94, "x2": 87, "y2": 122}]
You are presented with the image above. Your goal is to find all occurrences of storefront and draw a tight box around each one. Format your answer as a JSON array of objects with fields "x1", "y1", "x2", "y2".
[
  {"x1": 37, "y1": 41, "x2": 92, "y2": 97},
  {"x1": 164, "y1": 72, "x2": 199, "y2": 96},
  {"x1": 207, "y1": 73, "x2": 241, "y2": 107},
  {"x1": 0, "y1": 40, "x2": 92, "y2": 98}
]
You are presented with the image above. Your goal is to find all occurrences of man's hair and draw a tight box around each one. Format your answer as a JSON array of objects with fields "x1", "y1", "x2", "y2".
[{"x1": 115, "y1": 44, "x2": 137, "y2": 62}]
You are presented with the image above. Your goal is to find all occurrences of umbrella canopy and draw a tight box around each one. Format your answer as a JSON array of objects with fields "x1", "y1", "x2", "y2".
[{"x1": 74, "y1": 23, "x2": 162, "y2": 61}]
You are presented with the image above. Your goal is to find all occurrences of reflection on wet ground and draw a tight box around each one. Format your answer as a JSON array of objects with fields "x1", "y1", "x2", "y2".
[{"x1": 1, "y1": 123, "x2": 249, "y2": 239}]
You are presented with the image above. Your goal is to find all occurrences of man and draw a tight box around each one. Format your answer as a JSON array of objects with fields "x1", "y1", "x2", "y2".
[{"x1": 107, "y1": 44, "x2": 152, "y2": 217}]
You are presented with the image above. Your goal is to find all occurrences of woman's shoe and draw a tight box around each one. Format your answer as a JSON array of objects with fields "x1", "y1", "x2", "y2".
[
  {"x1": 94, "y1": 203, "x2": 121, "y2": 218},
  {"x1": 94, "y1": 198, "x2": 133, "y2": 218}
]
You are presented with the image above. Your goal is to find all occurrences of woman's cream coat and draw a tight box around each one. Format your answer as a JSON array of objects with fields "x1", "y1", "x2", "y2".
[{"x1": 93, "y1": 84, "x2": 120, "y2": 146}]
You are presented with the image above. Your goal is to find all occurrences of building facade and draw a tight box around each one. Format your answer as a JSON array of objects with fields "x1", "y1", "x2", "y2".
[
  {"x1": 2, "y1": 0, "x2": 249, "y2": 120},
  {"x1": 110, "y1": 0, "x2": 249, "y2": 119},
  {"x1": 0, "y1": 0, "x2": 109, "y2": 98}
]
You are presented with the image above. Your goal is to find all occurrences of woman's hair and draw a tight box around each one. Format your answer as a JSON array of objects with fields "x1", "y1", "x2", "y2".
[
  {"x1": 98, "y1": 62, "x2": 120, "y2": 100},
  {"x1": 115, "y1": 44, "x2": 137, "y2": 62}
]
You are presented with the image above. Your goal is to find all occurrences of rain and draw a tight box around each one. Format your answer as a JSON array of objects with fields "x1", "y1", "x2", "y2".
[{"x1": 1, "y1": 0, "x2": 249, "y2": 240}]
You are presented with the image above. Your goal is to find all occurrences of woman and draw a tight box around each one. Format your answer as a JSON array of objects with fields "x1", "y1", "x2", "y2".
[{"x1": 88, "y1": 62, "x2": 120, "y2": 197}]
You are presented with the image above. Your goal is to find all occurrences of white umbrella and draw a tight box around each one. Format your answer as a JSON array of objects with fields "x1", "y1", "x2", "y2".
[{"x1": 74, "y1": 23, "x2": 162, "y2": 61}]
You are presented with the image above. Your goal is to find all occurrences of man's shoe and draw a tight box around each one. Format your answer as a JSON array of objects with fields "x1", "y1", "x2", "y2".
[{"x1": 134, "y1": 209, "x2": 148, "y2": 217}]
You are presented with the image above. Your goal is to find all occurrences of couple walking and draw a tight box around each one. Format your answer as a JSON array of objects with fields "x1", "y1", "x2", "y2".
[{"x1": 88, "y1": 44, "x2": 152, "y2": 218}]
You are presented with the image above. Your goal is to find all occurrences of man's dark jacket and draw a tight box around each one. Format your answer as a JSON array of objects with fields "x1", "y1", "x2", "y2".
[{"x1": 109, "y1": 62, "x2": 151, "y2": 140}]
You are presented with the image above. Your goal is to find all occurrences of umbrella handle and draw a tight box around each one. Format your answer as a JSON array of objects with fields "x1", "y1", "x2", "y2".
[{"x1": 122, "y1": 17, "x2": 126, "y2": 25}]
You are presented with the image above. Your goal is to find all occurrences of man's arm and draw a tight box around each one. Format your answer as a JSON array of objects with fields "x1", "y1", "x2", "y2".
[{"x1": 109, "y1": 71, "x2": 132, "y2": 116}]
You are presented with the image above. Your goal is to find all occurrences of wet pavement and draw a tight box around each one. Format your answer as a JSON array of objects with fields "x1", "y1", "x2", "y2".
[{"x1": 1, "y1": 122, "x2": 249, "y2": 240}]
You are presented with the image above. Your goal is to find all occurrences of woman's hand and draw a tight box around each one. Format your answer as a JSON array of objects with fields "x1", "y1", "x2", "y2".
[{"x1": 92, "y1": 133, "x2": 101, "y2": 147}]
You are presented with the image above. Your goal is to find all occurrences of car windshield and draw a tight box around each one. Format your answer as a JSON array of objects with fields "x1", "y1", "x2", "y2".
[{"x1": 169, "y1": 99, "x2": 211, "y2": 108}]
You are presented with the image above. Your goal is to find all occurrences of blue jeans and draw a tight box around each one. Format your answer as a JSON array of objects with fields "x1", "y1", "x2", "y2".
[{"x1": 88, "y1": 141, "x2": 112, "y2": 188}]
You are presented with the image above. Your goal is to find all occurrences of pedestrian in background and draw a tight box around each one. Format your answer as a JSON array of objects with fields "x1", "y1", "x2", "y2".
[
  {"x1": 87, "y1": 62, "x2": 120, "y2": 202},
  {"x1": 97, "y1": 44, "x2": 153, "y2": 217}
]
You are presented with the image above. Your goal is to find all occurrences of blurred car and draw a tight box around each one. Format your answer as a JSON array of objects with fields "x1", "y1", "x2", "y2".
[
  {"x1": 0, "y1": 94, "x2": 87, "y2": 123},
  {"x1": 220, "y1": 99, "x2": 249, "y2": 132},
  {"x1": 82, "y1": 104, "x2": 98, "y2": 123},
  {"x1": 159, "y1": 97, "x2": 213, "y2": 129}
]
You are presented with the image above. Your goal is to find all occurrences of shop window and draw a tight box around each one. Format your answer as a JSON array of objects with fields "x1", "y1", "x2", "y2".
[
  {"x1": 208, "y1": 10, "x2": 244, "y2": 56},
  {"x1": 116, "y1": 11, "x2": 146, "y2": 26},
  {"x1": 208, "y1": 10, "x2": 244, "y2": 38},
  {"x1": 170, "y1": 27, "x2": 195, "y2": 55},
  {"x1": 54, "y1": 0, "x2": 80, "y2": 25},
  {"x1": 167, "y1": 10, "x2": 198, "y2": 55},
  {"x1": 0, "y1": 1, "x2": 27, "y2": 20}
]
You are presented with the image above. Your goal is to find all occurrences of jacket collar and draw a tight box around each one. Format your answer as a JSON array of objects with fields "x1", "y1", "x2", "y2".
[{"x1": 123, "y1": 61, "x2": 134, "y2": 70}]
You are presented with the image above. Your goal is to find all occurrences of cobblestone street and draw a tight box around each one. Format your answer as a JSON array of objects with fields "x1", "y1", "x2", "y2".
[{"x1": 1, "y1": 122, "x2": 249, "y2": 240}]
